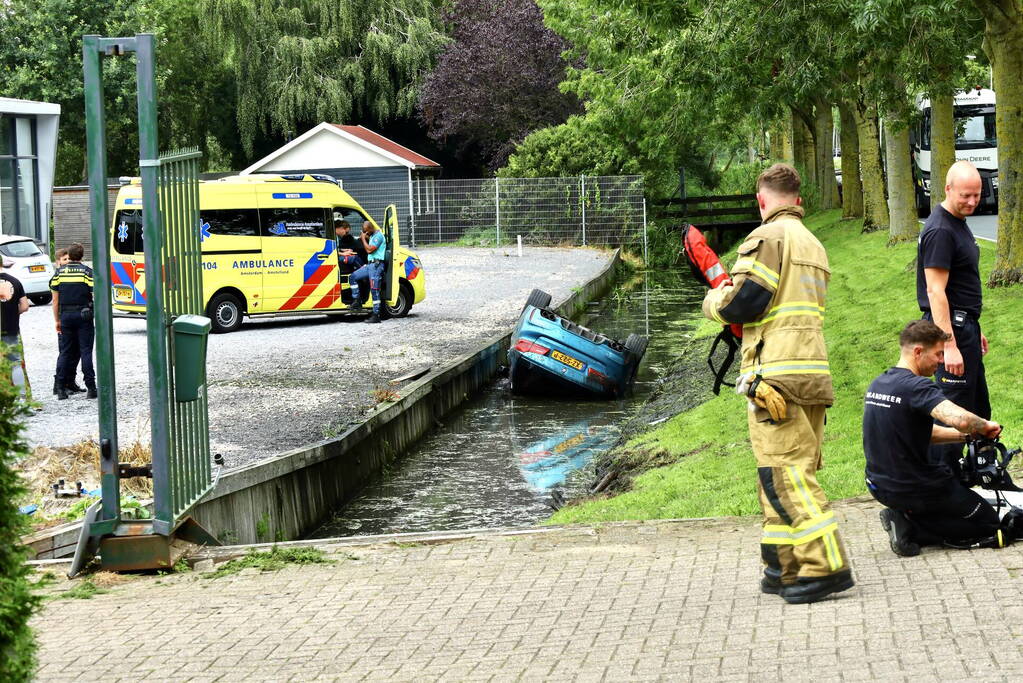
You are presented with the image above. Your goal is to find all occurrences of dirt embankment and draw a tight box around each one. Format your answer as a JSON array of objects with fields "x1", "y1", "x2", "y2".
[{"x1": 585, "y1": 333, "x2": 720, "y2": 497}]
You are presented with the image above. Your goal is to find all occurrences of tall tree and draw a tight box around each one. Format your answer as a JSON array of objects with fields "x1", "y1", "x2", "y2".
[
  {"x1": 972, "y1": 0, "x2": 1023, "y2": 284},
  {"x1": 418, "y1": 0, "x2": 580, "y2": 172},
  {"x1": 202, "y1": 0, "x2": 446, "y2": 156}
]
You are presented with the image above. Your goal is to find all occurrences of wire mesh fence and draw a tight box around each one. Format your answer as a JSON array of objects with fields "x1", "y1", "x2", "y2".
[{"x1": 342, "y1": 175, "x2": 646, "y2": 252}]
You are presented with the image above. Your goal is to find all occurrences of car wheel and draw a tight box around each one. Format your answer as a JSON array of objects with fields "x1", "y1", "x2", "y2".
[
  {"x1": 207, "y1": 292, "x2": 244, "y2": 333},
  {"x1": 29, "y1": 292, "x2": 52, "y2": 306},
  {"x1": 383, "y1": 282, "x2": 414, "y2": 319},
  {"x1": 524, "y1": 289, "x2": 552, "y2": 311},
  {"x1": 625, "y1": 333, "x2": 648, "y2": 360}
]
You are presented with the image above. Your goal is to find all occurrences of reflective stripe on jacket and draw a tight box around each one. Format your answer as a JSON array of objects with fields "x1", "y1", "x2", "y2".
[{"x1": 702, "y1": 205, "x2": 833, "y2": 405}]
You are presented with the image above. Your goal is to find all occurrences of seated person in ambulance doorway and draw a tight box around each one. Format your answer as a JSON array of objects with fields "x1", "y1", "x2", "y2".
[
  {"x1": 334, "y1": 220, "x2": 364, "y2": 271},
  {"x1": 349, "y1": 221, "x2": 386, "y2": 324},
  {"x1": 863, "y1": 320, "x2": 1015, "y2": 557}
]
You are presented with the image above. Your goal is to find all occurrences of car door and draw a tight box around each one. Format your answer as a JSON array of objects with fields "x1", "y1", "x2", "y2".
[{"x1": 382, "y1": 204, "x2": 400, "y2": 305}]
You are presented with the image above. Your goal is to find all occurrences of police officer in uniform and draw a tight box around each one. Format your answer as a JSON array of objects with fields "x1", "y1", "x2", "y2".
[
  {"x1": 864, "y1": 320, "x2": 1007, "y2": 555},
  {"x1": 49, "y1": 243, "x2": 96, "y2": 400},
  {"x1": 703, "y1": 163, "x2": 853, "y2": 604},
  {"x1": 917, "y1": 161, "x2": 988, "y2": 475}
]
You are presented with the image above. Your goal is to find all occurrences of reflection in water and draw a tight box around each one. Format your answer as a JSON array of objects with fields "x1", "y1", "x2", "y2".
[{"x1": 309, "y1": 270, "x2": 704, "y2": 538}]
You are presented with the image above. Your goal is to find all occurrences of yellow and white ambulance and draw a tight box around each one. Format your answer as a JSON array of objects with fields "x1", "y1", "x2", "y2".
[{"x1": 109, "y1": 174, "x2": 426, "y2": 332}]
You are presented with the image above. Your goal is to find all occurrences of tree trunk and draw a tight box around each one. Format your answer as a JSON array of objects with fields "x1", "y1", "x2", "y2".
[
  {"x1": 777, "y1": 117, "x2": 794, "y2": 164},
  {"x1": 975, "y1": 0, "x2": 1023, "y2": 285},
  {"x1": 791, "y1": 108, "x2": 816, "y2": 182},
  {"x1": 885, "y1": 119, "x2": 919, "y2": 244},
  {"x1": 854, "y1": 101, "x2": 889, "y2": 233},
  {"x1": 930, "y1": 92, "x2": 956, "y2": 210},
  {"x1": 813, "y1": 98, "x2": 838, "y2": 210},
  {"x1": 838, "y1": 101, "x2": 864, "y2": 218}
]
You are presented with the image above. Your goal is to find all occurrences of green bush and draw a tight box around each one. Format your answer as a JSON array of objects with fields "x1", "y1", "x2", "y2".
[{"x1": 0, "y1": 347, "x2": 39, "y2": 681}]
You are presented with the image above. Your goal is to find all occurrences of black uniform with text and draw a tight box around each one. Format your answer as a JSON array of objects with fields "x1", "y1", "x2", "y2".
[
  {"x1": 863, "y1": 367, "x2": 998, "y2": 545},
  {"x1": 49, "y1": 262, "x2": 96, "y2": 391}
]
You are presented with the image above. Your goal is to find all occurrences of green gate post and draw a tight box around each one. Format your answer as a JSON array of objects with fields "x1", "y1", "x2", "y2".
[{"x1": 70, "y1": 33, "x2": 218, "y2": 577}]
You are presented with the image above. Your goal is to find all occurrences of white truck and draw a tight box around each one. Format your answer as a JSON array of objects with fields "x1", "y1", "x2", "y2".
[{"x1": 911, "y1": 87, "x2": 997, "y2": 215}]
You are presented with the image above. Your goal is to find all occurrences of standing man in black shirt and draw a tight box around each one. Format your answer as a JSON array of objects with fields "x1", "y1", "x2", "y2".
[
  {"x1": 0, "y1": 261, "x2": 31, "y2": 399},
  {"x1": 864, "y1": 320, "x2": 1006, "y2": 556},
  {"x1": 49, "y1": 243, "x2": 96, "y2": 400},
  {"x1": 916, "y1": 161, "x2": 987, "y2": 473}
]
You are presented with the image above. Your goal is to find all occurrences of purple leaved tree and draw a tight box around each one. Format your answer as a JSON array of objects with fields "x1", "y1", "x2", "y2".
[{"x1": 418, "y1": 0, "x2": 580, "y2": 171}]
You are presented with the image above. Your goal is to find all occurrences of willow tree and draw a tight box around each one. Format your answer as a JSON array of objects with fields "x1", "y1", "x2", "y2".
[
  {"x1": 973, "y1": 0, "x2": 1023, "y2": 284},
  {"x1": 202, "y1": 0, "x2": 446, "y2": 155}
]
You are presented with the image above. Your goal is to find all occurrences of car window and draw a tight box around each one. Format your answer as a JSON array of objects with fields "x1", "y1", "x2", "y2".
[
  {"x1": 201, "y1": 209, "x2": 260, "y2": 238},
  {"x1": 0, "y1": 240, "x2": 43, "y2": 258},
  {"x1": 261, "y1": 207, "x2": 328, "y2": 238},
  {"x1": 113, "y1": 210, "x2": 144, "y2": 255},
  {"x1": 333, "y1": 207, "x2": 369, "y2": 230}
]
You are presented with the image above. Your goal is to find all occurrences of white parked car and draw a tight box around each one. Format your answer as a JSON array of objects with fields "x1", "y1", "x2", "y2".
[{"x1": 0, "y1": 235, "x2": 55, "y2": 305}]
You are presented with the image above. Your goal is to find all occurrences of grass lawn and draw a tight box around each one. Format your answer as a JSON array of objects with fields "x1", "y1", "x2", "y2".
[{"x1": 550, "y1": 209, "x2": 1023, "y2": 523}]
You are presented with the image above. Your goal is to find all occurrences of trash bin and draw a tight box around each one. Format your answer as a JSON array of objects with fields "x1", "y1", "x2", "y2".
[{"x1": 171, "y1": 314, "x2": 211, "y2": 402}]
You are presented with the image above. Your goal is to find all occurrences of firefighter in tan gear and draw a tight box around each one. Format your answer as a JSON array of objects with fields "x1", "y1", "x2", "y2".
[{"x1": 702, "y1": 163, "x2": 854, "y2": 604}]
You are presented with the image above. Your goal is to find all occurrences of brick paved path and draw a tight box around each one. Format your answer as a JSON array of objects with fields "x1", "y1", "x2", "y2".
[{"x1": 31, "y1": 499, "x2": 1023, "y2": 681}]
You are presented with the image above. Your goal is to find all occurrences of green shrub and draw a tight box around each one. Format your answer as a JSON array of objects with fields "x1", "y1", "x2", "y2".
[{"x1": 0, "y1": 347, "x2": 40, "y2": 681}]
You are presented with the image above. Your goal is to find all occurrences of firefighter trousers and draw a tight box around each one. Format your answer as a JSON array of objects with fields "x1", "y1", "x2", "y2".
[{"x1": 748, "y1": 402, "x2": 850, "y2": 583}]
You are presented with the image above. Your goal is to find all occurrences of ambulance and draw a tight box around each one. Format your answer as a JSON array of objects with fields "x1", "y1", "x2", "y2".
[{"x1": 109, "y1": 174, "x2": 426, "y2": 332}]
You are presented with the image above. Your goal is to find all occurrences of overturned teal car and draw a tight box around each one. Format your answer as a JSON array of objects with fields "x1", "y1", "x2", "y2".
[{"x1": 508, "y1": 289, "x2": 648, "y2": 399}]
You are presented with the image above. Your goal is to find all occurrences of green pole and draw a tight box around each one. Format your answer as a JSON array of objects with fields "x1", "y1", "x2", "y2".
[
  {"x1": 82, "y1": 35, "x2": 121, "y2": 525},
  {"x1": 134, "y1": 34, "x2": 174, "y2": 535}
]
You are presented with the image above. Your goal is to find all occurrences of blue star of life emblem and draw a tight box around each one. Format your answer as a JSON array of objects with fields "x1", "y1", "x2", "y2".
[
  {"x1": 117, "y1": 222, "x2": 129, "y2": 242},
  {"x1": 200, "y1": 220, "x2": 212, "y2": 242}
]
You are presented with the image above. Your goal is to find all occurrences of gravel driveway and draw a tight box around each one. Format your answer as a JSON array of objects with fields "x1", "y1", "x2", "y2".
[{"x1": 18, "y1": 246, "x2": 613, "y2": 469}]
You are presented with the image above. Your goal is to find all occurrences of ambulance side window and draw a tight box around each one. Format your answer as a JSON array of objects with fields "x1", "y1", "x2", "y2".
[
  {"x1": 260, "y1": 208, "x2": 329, "y2": 238},
  {"x1": 203, "y1": 209, "x2": 260, "y2": 237},
  {"x1": 113, "y1": 210, "x2": 144, "y2": 255}
]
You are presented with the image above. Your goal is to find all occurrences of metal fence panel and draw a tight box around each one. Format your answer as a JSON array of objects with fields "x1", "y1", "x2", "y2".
[
  {"x1": 155, "y1": 148, "x2": 212, "y2": 529},
  {"x1": 342, "y1": 175, "x2": 645, "y2": 249}
]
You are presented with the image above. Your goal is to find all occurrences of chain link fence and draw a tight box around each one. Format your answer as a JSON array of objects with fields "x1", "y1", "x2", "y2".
[{"x1": 343, "y1": 175, "x2": 646, "y2": 254}]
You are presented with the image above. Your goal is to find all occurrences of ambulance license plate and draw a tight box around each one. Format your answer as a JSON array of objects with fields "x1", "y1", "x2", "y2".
[
  {"x1": 113, "y1": 285, "x2": 133, "y2": 302},
  {"x1": 550, "y1": 350, "x2": 583, "y2": 370},
  {"x1": 29, "y1": 265, "x2": 46, "y2": 272}
]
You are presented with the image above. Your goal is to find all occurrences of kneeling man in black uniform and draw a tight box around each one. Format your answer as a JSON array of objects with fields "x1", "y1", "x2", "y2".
[{"x1": 864, "y1": 320, "x2": 1008, "y2": 556}]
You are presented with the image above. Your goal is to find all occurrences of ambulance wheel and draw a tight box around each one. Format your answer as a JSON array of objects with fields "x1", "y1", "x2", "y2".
[
  {"x1": 384, "y1": 282, "x2": 414, "y2": 319},
  {"x1": 29, "y1": 292, "x2": 52, "y2": 306},
  {"x1": 208, "y1": 292, "x2": 243, "y2": 333},
  {"x1": 524, "y1": 289, "x2": 552, "y2": 311},
  {"x1": 625, "y1": 333, "x2": 648, "y2": 360}
]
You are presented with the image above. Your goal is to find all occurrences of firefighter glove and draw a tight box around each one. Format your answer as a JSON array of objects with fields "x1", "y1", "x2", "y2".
[{"x1": 749, "y1": 376, "x2": 786, "y2": 421}]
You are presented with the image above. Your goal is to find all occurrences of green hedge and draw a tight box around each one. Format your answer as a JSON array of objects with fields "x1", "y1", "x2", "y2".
[{"x1": 0, "y1": 347, "x2": 39, "y2": 681}]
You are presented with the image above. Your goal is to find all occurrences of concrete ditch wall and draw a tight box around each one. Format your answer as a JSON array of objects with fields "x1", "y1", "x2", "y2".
[{"x1": 187, "y1": 249, "x2": 624, "y2": 545}]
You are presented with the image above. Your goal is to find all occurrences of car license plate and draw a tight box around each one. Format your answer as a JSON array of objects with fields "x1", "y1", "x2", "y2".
[
  {"x1": 29, "y1": 265, "x2": 46, "y2": 272},
  {"x1": 551, "y1": 350, "x2": 584, "y2": 370},
  {"x1": 113, "y1": 285, "x2": 134, "y2": 302}
]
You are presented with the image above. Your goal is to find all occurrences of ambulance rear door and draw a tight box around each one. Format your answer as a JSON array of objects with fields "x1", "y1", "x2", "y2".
[{"x1": 110, "y1": 197, "x2": 147, "y2": 308}]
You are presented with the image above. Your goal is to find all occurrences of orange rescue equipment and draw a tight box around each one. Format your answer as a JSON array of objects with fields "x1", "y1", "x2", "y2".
[{"x1": 681, "y1": 224, "x2": 742, "y2": 394}]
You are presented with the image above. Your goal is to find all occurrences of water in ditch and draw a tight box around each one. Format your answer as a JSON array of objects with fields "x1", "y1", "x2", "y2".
[{"x1": 309, "y1": 270, "x2": 706, "y2": 538}]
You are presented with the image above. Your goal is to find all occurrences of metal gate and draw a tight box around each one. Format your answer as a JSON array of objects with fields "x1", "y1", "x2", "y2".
[
  {"x1": 154, "y1": 149, "x2": 213, "y2": 532},
  {"x1": 70, "y1": 34, "x2": 218, "y2": 575}
]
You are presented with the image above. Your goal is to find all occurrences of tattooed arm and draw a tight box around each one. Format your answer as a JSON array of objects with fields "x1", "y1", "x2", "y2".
[{"x1": 930, "y1": 400, "x2": 1002, "y2": 441}]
